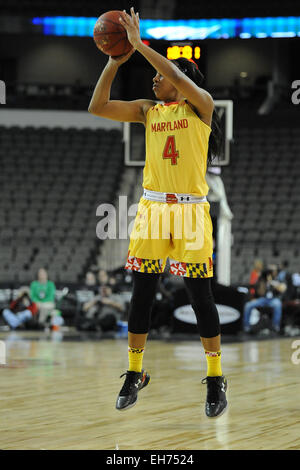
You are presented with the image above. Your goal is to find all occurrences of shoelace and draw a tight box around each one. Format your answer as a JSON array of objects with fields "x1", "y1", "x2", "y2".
[
  {"x1": 201, "y1": 377, "x2": 224, "y2": 403},
  {"x1": 201, "y1": 377, "x2": 223, "y2": 386},
  {"x1": 119, "y1": 371, "x2": 139, "y2": 395}
]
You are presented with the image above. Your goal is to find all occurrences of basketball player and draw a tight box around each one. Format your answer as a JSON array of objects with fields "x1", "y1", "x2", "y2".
[{"x1": 88, "y1": 7, "x2": 227, "y2": 418}]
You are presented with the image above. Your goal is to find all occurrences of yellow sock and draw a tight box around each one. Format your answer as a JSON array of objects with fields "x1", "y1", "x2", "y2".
[
  {"x1": 128, "y1": 347, "x2": 145, "y2": 373},
  {"x1": 205, "y1": 350, "x2": 222, "y2": 377}
]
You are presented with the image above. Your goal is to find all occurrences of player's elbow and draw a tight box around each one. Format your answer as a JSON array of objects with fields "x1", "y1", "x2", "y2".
[
  {"x1": 88, "y1": 98, "x2": 101, "y2": 114},
  {"x1": 88, "y1": 104, "x2": 98, "y2": 115},
  {"x1": 88, "y1": 102, "x2": 108, "y2": 117}
]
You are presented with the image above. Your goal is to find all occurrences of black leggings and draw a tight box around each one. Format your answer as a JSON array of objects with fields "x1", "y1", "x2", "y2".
[{"x1": 128, "y1": 271, "x2": 220, "y2": 338}]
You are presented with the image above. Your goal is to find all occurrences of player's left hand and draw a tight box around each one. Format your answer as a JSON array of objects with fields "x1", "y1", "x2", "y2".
[
  {"x1": 108, "y1": 48, "x2": 135, "y2": 67},
  {"x1": 119, "y1": 7, "x2": 141, "y2": 49}
]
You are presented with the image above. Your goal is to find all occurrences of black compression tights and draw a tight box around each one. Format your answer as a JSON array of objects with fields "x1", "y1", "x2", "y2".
[{"x1": 128, "y1": 271, "x2": 220, "y2": 338}]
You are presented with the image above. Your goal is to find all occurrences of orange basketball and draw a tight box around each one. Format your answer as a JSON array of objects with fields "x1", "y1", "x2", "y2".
[{"x1": 93, "y1": 10, "x2": 133, "y2": 58}]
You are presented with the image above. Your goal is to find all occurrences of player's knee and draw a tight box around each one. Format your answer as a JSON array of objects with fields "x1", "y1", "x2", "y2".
[
  {"x1": 191, "y1": 299, "x2": 220, "y2": 338},
  {"x1": 195, "y1": 309, "x2": 220, "y2": 338}
]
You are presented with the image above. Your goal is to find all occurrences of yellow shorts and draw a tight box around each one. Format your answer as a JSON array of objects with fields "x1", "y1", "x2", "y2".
[{"x1": 125, "y1": 197, "x2": 214, "y2": 278}]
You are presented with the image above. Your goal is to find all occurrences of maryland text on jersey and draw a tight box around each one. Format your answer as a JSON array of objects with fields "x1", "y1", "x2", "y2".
[{"x1": 151, "y1": 118, "x2": 189, "y2": 133}]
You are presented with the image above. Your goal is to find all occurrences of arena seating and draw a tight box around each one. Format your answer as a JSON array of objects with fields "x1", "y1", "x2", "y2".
[
  {"x1": 0, "y1": 125, "x2": 124, "y2": 285},
  {"x1": 222, "y1": 123, "x2": 300, "y2": 285}
]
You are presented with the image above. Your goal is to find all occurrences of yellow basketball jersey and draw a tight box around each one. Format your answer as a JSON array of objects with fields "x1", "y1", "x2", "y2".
[{"x1": 143, "y1": 100, "x2": 211, "y2": 196}]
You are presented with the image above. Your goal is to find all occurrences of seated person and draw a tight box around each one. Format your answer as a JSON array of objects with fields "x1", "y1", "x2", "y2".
[
  {"x1": 79, "y1": 285, "x2": 125, "y2": 332},
  {"x1": 2, "y1": 287, "x2": 38, "y2": 329},
  {"x1": 30, "y1": 268, "x2": 56, "y2": 324},
  {"x1": 243, "y1": 268, "x2": 287, "y2": 334},
  {"x1": 85, "y1": 271, "x2": 97, "y2": 287},
  {"x1": 98, "y1": 269, "x2": 109, "y2": 287},
  {"x1": 249, "y1": 259, "x2": 264, "y2": 298}
]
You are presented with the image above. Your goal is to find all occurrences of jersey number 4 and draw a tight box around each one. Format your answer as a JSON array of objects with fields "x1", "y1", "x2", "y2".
[{"x1": 162, "y1": 135, "x2": 179, "y2": 165}]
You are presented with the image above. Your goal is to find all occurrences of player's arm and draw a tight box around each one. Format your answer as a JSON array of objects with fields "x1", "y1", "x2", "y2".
[
  {"x1": 88, "y1": 52, "x2": 154, "y2": 123},
  {"x1": 120, "y1": 8, "x2": 214, "y2": 125}
]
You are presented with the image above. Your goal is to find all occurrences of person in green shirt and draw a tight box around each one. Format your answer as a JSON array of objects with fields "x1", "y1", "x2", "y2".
[{"x1": 30, "y1": 268, "x2": 56, "y2": 324}]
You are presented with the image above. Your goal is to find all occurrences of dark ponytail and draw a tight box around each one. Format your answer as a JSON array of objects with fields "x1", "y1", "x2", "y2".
[{"x1": 171, "y1": 58, "x2": 223, "y2": 166}]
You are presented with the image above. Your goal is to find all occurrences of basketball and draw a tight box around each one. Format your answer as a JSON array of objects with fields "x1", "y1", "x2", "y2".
[{"x1": 93, "y1": 10, "x2": 133, "y2": 58}]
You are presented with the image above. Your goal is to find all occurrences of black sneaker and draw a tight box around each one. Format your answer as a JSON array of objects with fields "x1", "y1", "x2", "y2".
[
  {"x1": 116, "y1": 370, "x2": 150, "y2": 411},
  {"x1": 202, "y1": 375, "x2": 228, "y2": 418}
]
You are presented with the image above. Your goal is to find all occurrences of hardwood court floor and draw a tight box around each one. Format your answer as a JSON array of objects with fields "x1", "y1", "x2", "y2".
[{"x1": 0, "y1": 331, "x2": 300, "y2": 450}]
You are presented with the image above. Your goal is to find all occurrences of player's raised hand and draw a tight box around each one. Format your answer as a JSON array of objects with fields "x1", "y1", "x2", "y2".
[{"x1": 119, "y1": 7, "x2": 141, "y2": 49}]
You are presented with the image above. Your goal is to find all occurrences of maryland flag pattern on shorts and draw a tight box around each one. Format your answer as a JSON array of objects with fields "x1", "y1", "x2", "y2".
[
  {"x1": 186, "y1": 262, "x2": 208, "y2": 278},
  {"x1": 141, "y1": 258, "x2": 163, "y2": 273},
  {"x1": 125, "y1": 252, "x2": 164, "y2": 274},
  {"x1": 169, "y1": 258, "x2": 212, "y2": 278},
  {"x1": 125, "y1": 252, "x2": 213, "y2": 278}
]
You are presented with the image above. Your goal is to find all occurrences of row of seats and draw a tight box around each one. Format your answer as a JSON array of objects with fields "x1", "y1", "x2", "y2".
[
  {"x1": 0, "y1": 125, "x2": 124, "y2": 285},
  {"x1": 223, "y1": 118, "x2": 300, "y2": 285}
]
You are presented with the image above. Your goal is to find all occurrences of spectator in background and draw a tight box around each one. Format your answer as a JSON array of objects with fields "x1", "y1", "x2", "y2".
[
  {"x1": 2, "y1": 287, "x2": 38, "y2": 329},
  {"x1": 82, "y1": 285, "x2": 124, "y2": 317},
  {"x1": 97, "y1": 269, "x2": 120, "y2": 292},
  {"x1": 30, "y1": 268, "x2": 56, "y2": 324},
  {"x1": 79, "y1": 284, "x2": 125, "y2": 332},
  {"x1": 98, "y1": 269, "x2": 109, "y2": 287},
  {"x1": 108, "y1": 275, "x2": 117, "y2": 289},
  {"x1": 249, "y1": 259, "x2": 264, "y2": 297},
  {"x1": 83, "y1": 271, "x2": 98, "y2": 293},
  {"x1": 243, "y1": 267, "x2": 287, "y2": 334},
  {"x1": 99, "y1": 284, "x2": 125, "y2": 316},
  {"x1": 269, "y1": 263, "x2": 292, "y2": 301},
  {"x1": 276, "y1": 260, "x2": 292, "y2": 288},
  {"x1": 108, "y1": 273, "x2": 123, "y2": 293}
]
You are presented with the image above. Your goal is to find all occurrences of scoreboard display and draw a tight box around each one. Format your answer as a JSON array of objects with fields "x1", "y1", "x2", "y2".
[
  {"x1": 166, "y1": 45, "x2": 201, "y2": 60},
  {"x1": 141, "y1": 40, "x2": 206, "y2": 73}
]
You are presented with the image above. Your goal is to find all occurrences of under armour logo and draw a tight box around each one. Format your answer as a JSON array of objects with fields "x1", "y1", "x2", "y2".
[{"x1": 135, "y1": 379, "x2": 141, "y2": 388}]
